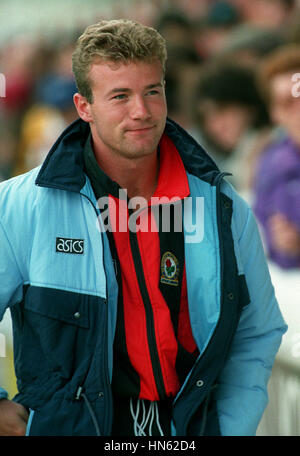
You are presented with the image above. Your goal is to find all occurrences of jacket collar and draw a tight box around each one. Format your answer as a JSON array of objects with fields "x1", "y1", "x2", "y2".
[{"x1": 35, "y1": 117, "x2": 220, "y2": 192}]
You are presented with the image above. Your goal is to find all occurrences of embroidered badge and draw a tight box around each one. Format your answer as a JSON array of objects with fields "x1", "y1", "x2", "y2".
[
  {"x1": 56, "y1": 237, "x2": 84, "y2": 254},
  {"x1": 160, "y1": 251, "x2": 179, "y2": 286}
]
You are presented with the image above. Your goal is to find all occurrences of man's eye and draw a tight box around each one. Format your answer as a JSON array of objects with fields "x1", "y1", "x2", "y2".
[
  {"x1": 113, "y1": 94, "x2": 127, "y2": 100},
  {"x1": 147, "y1": 90, "x2": 159, "y2": 96}
]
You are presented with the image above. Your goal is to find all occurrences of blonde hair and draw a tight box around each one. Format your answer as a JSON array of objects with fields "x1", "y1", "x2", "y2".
[{"x1": 72, "y1": 19, "x2": 167, "y2": 103}]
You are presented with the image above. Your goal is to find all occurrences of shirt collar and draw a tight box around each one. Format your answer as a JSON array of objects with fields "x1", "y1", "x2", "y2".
[{"x1": 83, "y1": 133, "x2": 121, "y2": 199}]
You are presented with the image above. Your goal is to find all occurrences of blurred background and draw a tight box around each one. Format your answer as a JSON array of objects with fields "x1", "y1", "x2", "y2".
[{"x1": 0, "y1": 0, "x2": 300, "y2": 435}]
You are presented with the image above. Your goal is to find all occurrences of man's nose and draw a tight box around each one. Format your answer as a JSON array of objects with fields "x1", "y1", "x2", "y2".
[{"x1": 129, "y1": 96, "x2": 151, "y2": 120}]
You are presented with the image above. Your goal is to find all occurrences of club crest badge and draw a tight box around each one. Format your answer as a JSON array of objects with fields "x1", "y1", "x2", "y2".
[{"x1": 160, "y1": 252, "x2": 179, "y2": 286}]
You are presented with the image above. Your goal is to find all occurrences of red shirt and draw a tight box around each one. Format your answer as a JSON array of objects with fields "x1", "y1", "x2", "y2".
[{"x1": 84, "y1": 133, "x2": 199, "y2": 401}]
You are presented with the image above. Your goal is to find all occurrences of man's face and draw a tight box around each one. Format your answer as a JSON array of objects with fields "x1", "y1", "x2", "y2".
[{"x1": 75, "y1": 59, "x2": 167, "y2": 161}]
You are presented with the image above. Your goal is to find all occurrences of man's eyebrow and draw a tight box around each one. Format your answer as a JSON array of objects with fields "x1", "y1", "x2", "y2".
[
  {"x1": 145, "y1": 82, "x2": 163, "y2": 89},
  {"x1": 107, "y1": 88, "x2": 130, "y2": 95},
  {"x1": 106, "y1": 82, "x2": 163, "y2": 97}
]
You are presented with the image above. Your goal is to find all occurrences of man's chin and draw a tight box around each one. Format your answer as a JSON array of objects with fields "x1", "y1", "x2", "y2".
[
  {"x1": 122, "y1": 147, "x2": 158, "y2": 160},
  {"x1": 121, "y1": 140, "x2": 161, "y2": 159}
]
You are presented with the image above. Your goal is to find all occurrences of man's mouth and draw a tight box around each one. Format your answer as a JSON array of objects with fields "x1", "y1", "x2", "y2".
[{"x1": 126, "y1": 126, "x2": 155, "y2": 134}]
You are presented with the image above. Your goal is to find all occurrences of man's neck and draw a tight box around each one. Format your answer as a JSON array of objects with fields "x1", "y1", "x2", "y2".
[{"x1": 91, "y1": 141, "x2": 159, "y2": 201}]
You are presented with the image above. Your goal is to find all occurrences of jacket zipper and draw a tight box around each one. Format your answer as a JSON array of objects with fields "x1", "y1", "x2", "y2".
[
  {"x1": 128, "y1": 224, "x2": 167, "y2": 399},
  {"x1": 172, "y1": 172, "x2": 230, "y2": 408},
  {"x1": 84, "y1": 193, "x2": 114, "y2": 434}
]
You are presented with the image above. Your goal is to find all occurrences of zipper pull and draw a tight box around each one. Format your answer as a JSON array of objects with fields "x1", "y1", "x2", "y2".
[{"x1": 75, "y1": 386, "x2": 83, "y2": 400}]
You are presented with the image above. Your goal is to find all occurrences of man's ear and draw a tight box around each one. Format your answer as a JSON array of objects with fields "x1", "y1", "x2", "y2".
[{"x1": 73, "y1": 93, "x2": 93, "y2": 122}]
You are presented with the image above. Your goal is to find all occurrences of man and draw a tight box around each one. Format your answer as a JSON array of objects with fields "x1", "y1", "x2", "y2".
[{"x1": 0, "y1": 19, "x2": 286, "y2": 436}]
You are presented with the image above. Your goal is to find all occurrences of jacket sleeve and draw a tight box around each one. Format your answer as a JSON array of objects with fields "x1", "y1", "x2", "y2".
[
  {"x1": 0, "y1": 218, "x2": 24, "y2": 320},
  {"x1": 0, "y1": 217, "x2": 24, "y2": 399},
  {"x1": 215, "y1": 190, "x2": 287, "y2": 436}
]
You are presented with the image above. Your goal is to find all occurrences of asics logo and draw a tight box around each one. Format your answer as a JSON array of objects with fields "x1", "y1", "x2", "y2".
[{"x1": 56, "y1": 237, "x2": 84, "y2": 254}]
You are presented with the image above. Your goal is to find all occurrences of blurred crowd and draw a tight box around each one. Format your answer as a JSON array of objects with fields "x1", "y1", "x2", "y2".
[{"x1": 1, "y1": 0, "x2": 300, "y2": 270}]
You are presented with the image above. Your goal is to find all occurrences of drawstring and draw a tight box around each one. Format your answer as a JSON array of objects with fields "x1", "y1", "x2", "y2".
[
  {"x1": 75, "y1": 386, "x2": 101, "y2": 436},
  {"x1": 130, "y1": 398, "x2": 164, "y2": 436},
  {"x1": 81, "y1": 392, "x2": 101, "y2": 436}
]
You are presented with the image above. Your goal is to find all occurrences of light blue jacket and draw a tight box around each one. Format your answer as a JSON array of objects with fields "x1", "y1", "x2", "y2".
[{"x1": 0, "y1": 118, "x2": 287, "y2": 435}]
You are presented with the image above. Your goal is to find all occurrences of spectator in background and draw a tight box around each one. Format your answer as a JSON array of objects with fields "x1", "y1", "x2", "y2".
[
  {"x1": 284, "y1": 9, "x2": 300, "y2": 44},
  {"x1": 155, "y1": 10, "x2": 202, "y2": 131},
  {"x1": 163, "y1": 46, "x2": 202, "y2": 132},
  {"x1": 191, "y1": 60, "x2": 271, "y2": 191},
  {"x1": 0, "y1": 124, "x2": 16, "y2": 182},
  {"x1": 0, "y1": 38, "x2": 40, "y2": 180},
  {"x1": 253, "y1": 45, "x2": 300, "y2": 269},
  {"x1": 194, "y1": 0, "x2": 241, "y2": 60},
  {"x1": 155, "y1": 10, "x2": 196, "y2": 53},
  {"x1": 220, "y1": 25, "x2": 283, "y2": 67},
  {"x1": 230, "y1": 0, "x2": 296, "y2": 30},
  {"x1": 169, "y1": 0, "x2": 212, "y2": 20},
  {"x1": 0, "y1": 36, "x2": 78, "y2": 178},
  {"x1": 14, "y1": 75, "x2": 78, "y2": 175},
  {"x1": 0, "y1": 38, "x2": 34, "y2": 119},
  {"x1": 13, "y1": 41, "x2": 78, "y2": 175}
]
